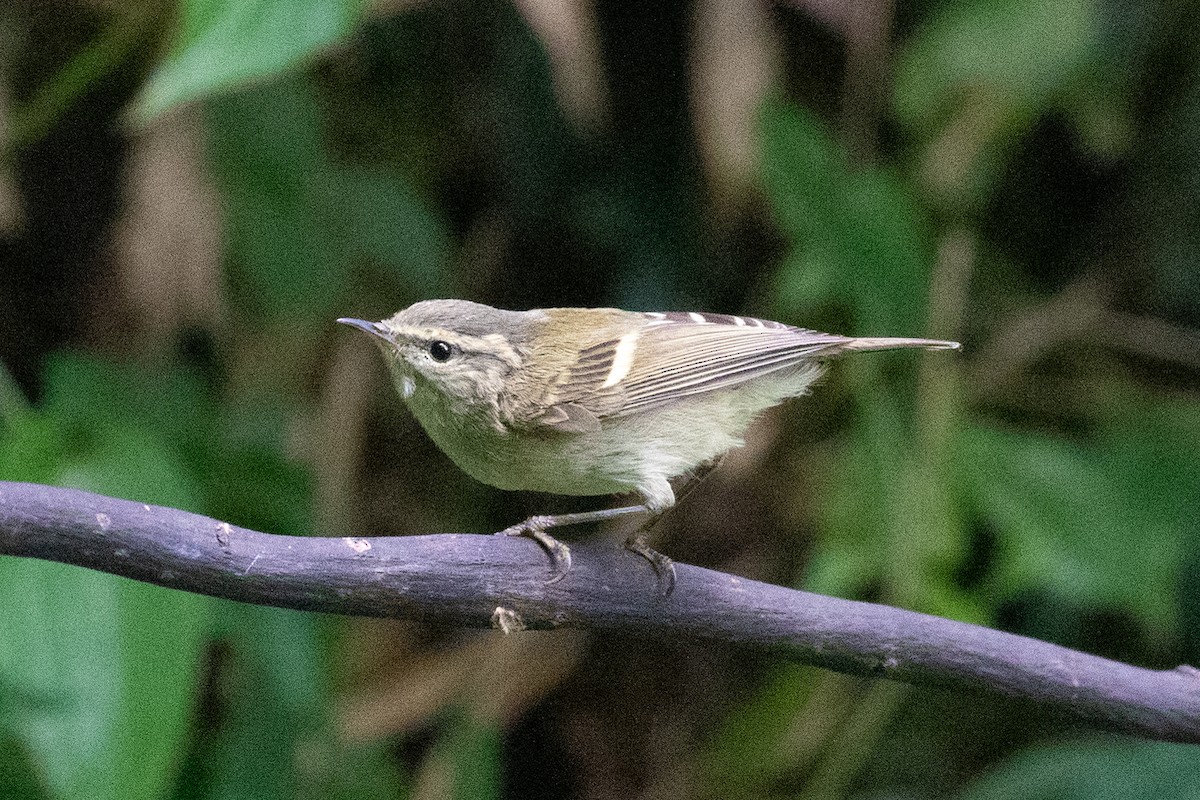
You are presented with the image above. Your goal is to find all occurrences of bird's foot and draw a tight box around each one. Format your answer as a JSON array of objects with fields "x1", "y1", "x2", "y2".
[
  {"x1": 624, "y1": 533, "x2": 676, "y2": 597},
  {"x1": 497, "y1": 517, "x2": 573, "y2": 584}
]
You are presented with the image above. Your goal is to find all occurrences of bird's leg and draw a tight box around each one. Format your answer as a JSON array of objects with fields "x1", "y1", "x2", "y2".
[
  {"x1": 624, "y1": 524, "x2": 675, "y2": 597},
  {"x1": 498, "y1": 505, "x2": 649, "y2": 584},
  {"x1": 502, "y1": 457, "x2": 728, "y2": 591},
  {"x1": 673, "y1": 455, "x2": 726, "y2": 507},
  {"x1": 623, "y1": 456, "x2": 726, "y2": 597}
]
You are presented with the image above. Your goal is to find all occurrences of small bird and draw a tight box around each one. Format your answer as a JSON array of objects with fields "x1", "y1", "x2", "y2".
[{"x1": 340, "y1": 300, "x2": 959, "y2": 594}]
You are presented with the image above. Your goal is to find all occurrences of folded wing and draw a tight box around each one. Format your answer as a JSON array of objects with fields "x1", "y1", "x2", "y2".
[{"x1": 531, "y1": 311, "x2": 958, "y2": 429}]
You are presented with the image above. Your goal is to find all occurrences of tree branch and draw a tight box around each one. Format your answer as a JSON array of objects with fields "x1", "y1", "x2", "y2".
[{"x1": 1, "y1": 481, "x2": 1197, "y2": 743}]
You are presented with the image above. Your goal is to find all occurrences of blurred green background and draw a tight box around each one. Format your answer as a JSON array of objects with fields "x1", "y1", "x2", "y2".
[{"x1": 2, "y1": 0, "x2": 1199, "y2": 797}]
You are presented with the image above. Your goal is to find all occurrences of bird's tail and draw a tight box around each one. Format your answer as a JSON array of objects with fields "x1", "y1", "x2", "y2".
[{"x1": 841, "y1": 337, "x2": 961, "y2": 352}]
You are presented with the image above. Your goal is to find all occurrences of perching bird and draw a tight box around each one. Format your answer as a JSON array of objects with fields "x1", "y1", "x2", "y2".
[{"x1": 340, "y1": 300, "x2": 959, "y2": 594}]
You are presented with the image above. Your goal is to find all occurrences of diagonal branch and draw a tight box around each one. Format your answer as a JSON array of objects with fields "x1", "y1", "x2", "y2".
[{"x1": 1, "y1": 481, "x2": 1197, "y2": 743}]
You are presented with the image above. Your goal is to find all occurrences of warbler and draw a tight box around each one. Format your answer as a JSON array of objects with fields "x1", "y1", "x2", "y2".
[{"x1": 339, "y1": 299, "x2": 959, "y2": 594}]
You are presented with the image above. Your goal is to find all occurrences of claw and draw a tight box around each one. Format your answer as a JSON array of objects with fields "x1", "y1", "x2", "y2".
[
  {"x1": 498, "y1": 518, "x2": 573, "y2": 584},
  {"x1": 624, "y1": 534, "x2": 676, "y2": 597}
]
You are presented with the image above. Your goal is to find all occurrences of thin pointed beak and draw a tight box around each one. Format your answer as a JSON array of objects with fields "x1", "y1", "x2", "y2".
[{"x1": 337, "y1": 317, "x2": 391, "y2": 342}]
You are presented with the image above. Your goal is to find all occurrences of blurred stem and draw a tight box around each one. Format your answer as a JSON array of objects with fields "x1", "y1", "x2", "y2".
[
  {"x1": 917, "y1": 229, "x2": 972, "y2": 455},
  {"x1": 10, "y1": 4, "x2": 156, "y2": 148},
  {"x1": 907, "y1": 229, "x2": 976, "y2": 619},
  {"x1": 313, "y1": 336, "x2": 375, "y2": 537},
  {"x1": 840, "y1": 0, "x2": 893, "y2": 165},
  {"x1": 801, "y1": 680, "x2": 909, "y2": 800},
  {"x1": 844, "y1": 230, "x2": 974, "y2": 616},
  {"x1": 861, "y1": 377, "x2": 925, "y2": 610},
  {"x1": 0, "y1": 360, "x2": 31, "y2": 426},
  {"x1": 967, "y1": 275, "x2": 1105, "y2": 398},
  {"x1": 775, "y1": 670, "x2": 863, "y2": 776}
]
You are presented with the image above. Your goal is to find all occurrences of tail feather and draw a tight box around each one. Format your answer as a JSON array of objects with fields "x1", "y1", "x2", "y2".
[{"x1": 840, "y1": 337, "x2": 961, "y2": 352}]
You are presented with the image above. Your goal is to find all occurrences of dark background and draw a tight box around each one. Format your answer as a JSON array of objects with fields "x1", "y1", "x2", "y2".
[{"x1": 2, "y1": 1, "x2": 1198, "y2": 798}]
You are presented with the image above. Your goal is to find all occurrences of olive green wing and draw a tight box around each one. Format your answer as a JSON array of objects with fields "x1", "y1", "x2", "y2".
[
  {"x1": 524, "y1": 311, "x2": 957, "y2": 431},
  {"x1": 611, "y1": 313, "x2": 848, "y2": 415},
  {"x1": 526, "y1": 312, "x2": 847, "y2": 430}
]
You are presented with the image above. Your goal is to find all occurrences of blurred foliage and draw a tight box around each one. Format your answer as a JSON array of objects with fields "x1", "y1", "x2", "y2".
[
  {"x1": 960, "y1": 740, "x2": 1200, "y2": 800},
  {"x1": 1, "y1": 0, "x2": 1198, "y2": 798},
  {"x1": 764, "y1": 98, "x2": 931, "y2": 334},
  {"x1": 0, "y1": 357, "x2": 210, "y2": 800},
  {"x1": 207, "y1": 76, "x2": 448, "y2": 319},
  {"x1": 133, "y1": 0, "x2": 370, "y2": 123}
]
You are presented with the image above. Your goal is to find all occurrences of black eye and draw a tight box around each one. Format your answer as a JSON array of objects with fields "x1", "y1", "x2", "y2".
[{"x1": 428, "y1": 341, "x2": 453, "y2": 362}]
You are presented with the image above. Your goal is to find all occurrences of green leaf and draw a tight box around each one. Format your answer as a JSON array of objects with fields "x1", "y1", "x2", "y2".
[
  {"x1": 761, "y1": 99, "x2": 931, "y2": 333},
  {"x1": 438, "y1": 713, "x2": 502, "y2": 800},
  {"x1": 57, "y1": 424, "x2": 199, "y2": 510},
  {"x1": 332, "y1": 166, "x2": 449, "y2": 295},
  {"x1": 176, "y1": 608, "x2": 404, "y2": 800},
  {"x1": 204, "y1": 396, "x2": 313, "y2": 536},
  {"x1": 0, "y1": 731, "x2": 51, "y2": 800},
  {"x1": 133, "y1": 0, "x2": 369, "y2": 123},
  {"x1": 0, "y1": 362, "x2": 30, "y2": 424},
  {"x1": 40, "y1": 353, "x2": 214, "y2": 475},
  {"x1": 0, "y1": 470, "x2": 209, "y2": 800},
  {"x1": 895, "y1": 0, "x2": 1099, "y2": 129},
  {"x1": 806, "y1": 384, "x2": 977, "y2": 618},
  {"x1": 110, "y1": 585, "x2": 208, "y2": 800},
  {"x1": 805, "y1": 410, "x2": 898, "y2": 599},
  {"x1": 0, "y1": 413, "x2": 66, "y2": 486},
  {"x1": 207, "y1": 78, "x2": 349, "y2": 317},
  {"x1": 893, "y1": 0, "x2": 1102, "y2": 204},
  {"x1": 957, "y1": 422, "x2": 1188, "y2": 629},
  {"x1": 311, "y1": 739, "x2": 410, "y2": 800},
  {"x1": 0, "y1": 360, "x2": 212, "y2": 800},
  {"x1": 701, "y1": 664, "x2": 818, "y2": 796},
  {"x1": 960, "y1": 740, "x2": 1200, "y2": 800},
  {"x1": 208, "y1": 76, "x2": 447, "y2": 318}
]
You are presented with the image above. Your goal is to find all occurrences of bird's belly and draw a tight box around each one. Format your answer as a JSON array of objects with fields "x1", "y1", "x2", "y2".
[
  {"x1": 436, "y1": 424, "x2": 648, "y2": 497},
  {"x1": 409, "y1": 371, "x2": 818, "y2": 500},
  {"x1": 414, "y1": 404, "x2": 738, "y2": 499}
]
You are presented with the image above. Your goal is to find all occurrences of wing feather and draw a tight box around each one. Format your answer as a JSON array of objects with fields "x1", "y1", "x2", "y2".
[
  {"x1": 616, "y1": 324, "x2": 841, "y2": 413},
  {"x1": 527, "y1": 311, "x2": 953, "y2": 427},
  {"x1": 537, "y1": 315, "x2": 847, "y2": 420}
]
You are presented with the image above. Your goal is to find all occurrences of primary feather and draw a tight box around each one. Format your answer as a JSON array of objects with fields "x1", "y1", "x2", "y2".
[{"x1": 539, "y1": 309, "x2": 958, "y2": 421}]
